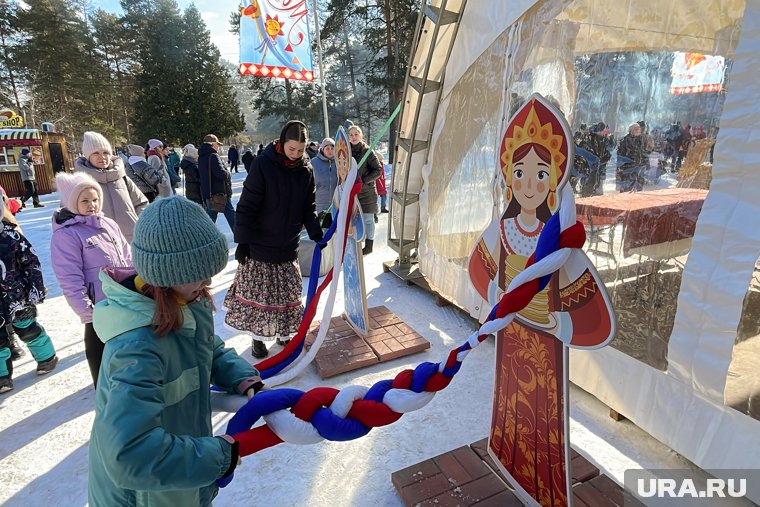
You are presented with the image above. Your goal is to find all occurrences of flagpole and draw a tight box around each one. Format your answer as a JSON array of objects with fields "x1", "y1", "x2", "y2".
[{"x1": 313, "y1": 0, "x2": 330, "y2": 138}]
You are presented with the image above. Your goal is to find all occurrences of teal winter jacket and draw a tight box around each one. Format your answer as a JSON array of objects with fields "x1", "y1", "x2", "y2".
[{"x1": 88, "y1": 268, "x2": 260, "y2": 507}]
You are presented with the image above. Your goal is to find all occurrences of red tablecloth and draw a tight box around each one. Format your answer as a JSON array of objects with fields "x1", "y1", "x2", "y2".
[{"x1": 576, "y1": 188, "x2": 707, "y2": 257}]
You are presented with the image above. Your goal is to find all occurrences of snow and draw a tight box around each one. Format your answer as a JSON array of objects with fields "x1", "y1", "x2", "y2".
[{"x1": 0, "y1": 173, "x2": 751, "y2": 506}]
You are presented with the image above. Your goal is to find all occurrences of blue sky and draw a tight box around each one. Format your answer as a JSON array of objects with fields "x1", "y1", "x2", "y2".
[{"x1": 93, "y1": 0, "x2": 241, "y2": 63}]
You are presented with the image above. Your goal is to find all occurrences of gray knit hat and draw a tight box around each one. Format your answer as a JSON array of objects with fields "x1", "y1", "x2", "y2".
[{"x1": 131, "y1": 196, "x2": 229, "y2": 287}]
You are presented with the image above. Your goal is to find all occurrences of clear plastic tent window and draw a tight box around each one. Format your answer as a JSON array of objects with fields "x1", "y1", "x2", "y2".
[{"x1": 418, "y1": 0, "x2": 758, "y2": 421}]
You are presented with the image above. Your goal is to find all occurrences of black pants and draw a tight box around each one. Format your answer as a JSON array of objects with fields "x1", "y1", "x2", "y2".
[
  {"x1": 84, "y1": 322, "x2": 105, "y2": 387},
  {"x1": 23, "y1": 180, "x2": 40, "y2": 206},
  {"x1": 231, "y1": 160, "x2": 239, "y2": 172}
]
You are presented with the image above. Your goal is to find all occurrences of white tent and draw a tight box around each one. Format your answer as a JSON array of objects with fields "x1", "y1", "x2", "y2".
[{"x1": 390, "y1": 0, "x2": 759, "y2": 501}]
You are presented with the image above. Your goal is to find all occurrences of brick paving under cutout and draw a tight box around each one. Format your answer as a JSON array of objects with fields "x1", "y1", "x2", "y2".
[
  {"x1": 392, "y1": 439, "x2": 645, "y2": 506},
  {"x1": 305, "y1": 306, "x2": 430, "y2": 378}
]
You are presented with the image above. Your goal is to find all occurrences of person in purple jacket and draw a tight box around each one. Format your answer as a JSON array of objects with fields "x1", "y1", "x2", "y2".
[{"x1": 51, "y1": 172, "x2": 132, "y2": 386}]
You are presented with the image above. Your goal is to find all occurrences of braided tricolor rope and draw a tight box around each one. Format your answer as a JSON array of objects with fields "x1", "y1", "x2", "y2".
[{"x1": 224, "y1": 186, "x2": 586, "y2": 457}]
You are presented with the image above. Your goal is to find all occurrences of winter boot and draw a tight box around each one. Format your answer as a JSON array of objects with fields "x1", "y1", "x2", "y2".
[
  {"x1": 0, "y1": 376, "x2": 12, "y2": 394},
  {"x1": 381, "y1": 207, "x2": 389, "y2": 213},
  {"x1": 252, "y1": 339, "x2": 268, "y2": 359},
  {"x1": 276, "y1": 337, "x2": 291, "y2": 347},
  {"x1": 9, "y1": 335, "x2": 25, "y2": 361},
  {"x1": 36, "y1": 355, "x2": 58, "y2": 375},
  {"x1": 362, "y1": 239, "x2": 374, "y2": 255}
]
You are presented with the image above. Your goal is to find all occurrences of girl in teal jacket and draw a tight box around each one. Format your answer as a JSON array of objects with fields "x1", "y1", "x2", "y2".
[{"x1": 88, "y1": 197, "x2": 263, "y2": 507}]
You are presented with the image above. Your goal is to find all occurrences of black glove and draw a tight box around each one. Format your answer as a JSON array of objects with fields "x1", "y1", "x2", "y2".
[
  {"x1": 319, "y1": 211, "x2": 332, "y2": 229},
  {"x1": 235, "y1": 243, "x2": 250, "y2": 264}
]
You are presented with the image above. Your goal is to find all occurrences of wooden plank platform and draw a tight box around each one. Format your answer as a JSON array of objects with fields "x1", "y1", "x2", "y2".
[
  {"x1": 305, "y1": 306, "x2": 430, "y2": 378},
  {"x1": 392, "y1": 439, "x2": 645, "y2": 506}
]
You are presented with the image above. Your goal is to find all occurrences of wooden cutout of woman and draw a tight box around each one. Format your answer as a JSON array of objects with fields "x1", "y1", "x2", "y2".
[
  {"x1": 332, "y1": 126, "x2": 369, "y2": 335},
  {"x1": 468, "y1": 94, "x2": 615, "y2": 507}
]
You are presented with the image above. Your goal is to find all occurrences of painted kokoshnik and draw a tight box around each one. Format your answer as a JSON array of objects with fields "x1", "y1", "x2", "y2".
[{"x1": 468, "y1": 94, "x2": 615, "y2": 506}]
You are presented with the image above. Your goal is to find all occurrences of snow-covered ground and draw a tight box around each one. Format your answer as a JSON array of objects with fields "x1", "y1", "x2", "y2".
[{"x1": 0, "y1": 173, "x2": 751, "y2": 506}]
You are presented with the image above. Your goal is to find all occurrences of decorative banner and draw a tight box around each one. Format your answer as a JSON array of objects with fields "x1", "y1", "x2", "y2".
[
  {"x1": 239, "y1": 0, "x2": 315, "y2": 81},
  {"x1": 670, "y1": 52, "x2": 725, "y2": 95},
  {"x1": 468, "y1": 94, "x2": 615, "y2": 507},
  {"x1": 0, "y1": 109, "x2": 24, "y2": 128}
]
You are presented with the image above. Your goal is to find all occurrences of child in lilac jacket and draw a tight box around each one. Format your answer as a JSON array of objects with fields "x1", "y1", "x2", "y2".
[{"x1": 51, "y1": 172, "x2": 132, "y2": 385}]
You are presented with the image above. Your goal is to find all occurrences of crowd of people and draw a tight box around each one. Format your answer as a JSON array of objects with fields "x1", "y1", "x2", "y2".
[
  {"x1": 571, "y1": 119, "x2": 708, "y2": 195},
  {"x1": 0, "y1": 118, "x2": 393, "y2": 506}
]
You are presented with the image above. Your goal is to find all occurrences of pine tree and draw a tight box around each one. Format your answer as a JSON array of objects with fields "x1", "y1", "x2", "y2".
[
  {"x1": 91, "y1": 8, "x2": 138, "y2": 144},
  {"x1": 0, "y1": 0, "x2": 22, "y2": 110},
  {"x1": 174, "y1": 4, "x2": 244, "y2": 144},
  {"x1": 132, "y1": 1, "x2": 244, "y2": 145},
  {"x1": 14, "y1": 0, "x2": 104, "y2": 140}
]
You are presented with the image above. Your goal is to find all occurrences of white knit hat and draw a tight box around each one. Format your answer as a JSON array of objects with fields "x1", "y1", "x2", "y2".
[
  {"x1": 56, "y1": 172, "x2": 103, "y2": 213},
  {"x1": 81, "y1": 131, "x2": 113, "y2": 158},
  {"x1": 147, "y1": 139, "x2": 163, "y2": 150},
  {"x1": 127, "y1": 144, "x2": 145, "y2": 157},
  {"x1": 182, "y1": 143, "x2": 198, "y2": 159}
]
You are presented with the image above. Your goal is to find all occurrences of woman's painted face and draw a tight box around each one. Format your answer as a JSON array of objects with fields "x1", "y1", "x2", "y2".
[
  {"x1": 88, "y1": 150, "x2": 111, "y2": 169},
  {"x1": 283, "y1": 140, "x2": 305, "y2": 161},
  {"x1": 77, "y1": 187, "x2": 100, "y2": 215},
  {"x1": 322, "y1": 144, "x2": 335, "y2": 159},
  {"x1": 511, "y1": 147, "x2": 551, "y2": 212},
  {"x1": 173, "y1": 278, "x2": 211, "y2": 302},
  {"x1": 336, "y1": 152, "x2": 348, "y2": 181},
  {"x1": 348, "y1": 129, "x2": 362, "y2": 145}
]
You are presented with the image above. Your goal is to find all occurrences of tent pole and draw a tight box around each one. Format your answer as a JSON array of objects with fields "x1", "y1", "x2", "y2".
[{"x1": 313, "y1": 0, "x2": 330, "y2": 138}]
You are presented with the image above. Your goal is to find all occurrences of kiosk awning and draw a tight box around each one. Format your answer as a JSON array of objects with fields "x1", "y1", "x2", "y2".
[{"x1": 0, "y1": 129, "x2": 42, "y2": 146}]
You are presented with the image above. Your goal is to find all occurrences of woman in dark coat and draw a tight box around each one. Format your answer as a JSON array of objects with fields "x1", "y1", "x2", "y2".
[
  {"x1": 241, "y1": 149, "x2": 255, "y2": 173},
  {"x1": 180, "y1": 144, "x2": 203, "y2": 205},
  {"x1": 348, "y1": 125, "x2": 382, "y2": 254},
  {"x1": 225, "y1": 121, "x2": 323, "y2": 359}
]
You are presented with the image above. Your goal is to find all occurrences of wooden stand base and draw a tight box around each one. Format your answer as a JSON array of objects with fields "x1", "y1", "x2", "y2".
[
  {"x1": 306, "y1": 306, "x2": 430, "y2": 378},
  {"x1": 391, "y1": 439, "x2": 645, "y2": 506}
]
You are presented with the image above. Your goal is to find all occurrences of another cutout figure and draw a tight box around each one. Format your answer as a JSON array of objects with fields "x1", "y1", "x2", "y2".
[{"x1": 332, "y1": 126, "x2": 369, "y2": 336}]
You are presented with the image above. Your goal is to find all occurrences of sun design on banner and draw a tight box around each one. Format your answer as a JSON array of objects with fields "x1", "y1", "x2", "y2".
[
  {"x1": 264, "y1": 14, "x2": 284, "y2": 39},
  {"x1": 239, "y1": 0, "x2": 314, "y2": 81}
]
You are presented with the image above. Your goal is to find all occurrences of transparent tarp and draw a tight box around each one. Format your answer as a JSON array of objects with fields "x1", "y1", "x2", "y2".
[
  {"x1": 419, "y1": 0, "x2": 745, "y2": 373},
  {"x1": 726, "y1": 257, "x2": 760, "y2": 420}
]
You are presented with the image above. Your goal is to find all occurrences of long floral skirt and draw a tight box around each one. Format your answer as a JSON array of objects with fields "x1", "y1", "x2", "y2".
[
  {"x1": 224, "y1": 259, "x2": 304, "y2": 340},
  {"x1": 490, "y1": 321, "x2": 568, "y2": 507}
]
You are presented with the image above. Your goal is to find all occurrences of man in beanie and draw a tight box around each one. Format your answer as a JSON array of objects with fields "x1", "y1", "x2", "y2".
[
  {"x1": 89, "y1": 196, "x2": 263, "y2": 505},
  {"x1": 75, "y1": 131, "x2": 148, "y2": 242},
  {"x1": 18, "y1": 148, "x2": 42, "y2": 208},
  {"x1": 198, "y1": 134, "x2": 234, "y2": 228}
]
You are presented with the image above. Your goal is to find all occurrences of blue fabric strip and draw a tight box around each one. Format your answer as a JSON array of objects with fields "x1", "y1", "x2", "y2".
[
  {"x1": 226, "y1": 388, "x2": 304, "y2": 435},
  {"x1": 259, "y1": 341, "x2": 305, "y2": 380},
  {"x1": 364, "y1": 379, "x2": 393, "y2": 403},
  {"x1": 410, "y1": 362, "x2": 439, "y2": 393},
  {"x1": 311, "y1": 407, "x2": 371, "y2": 441}
]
